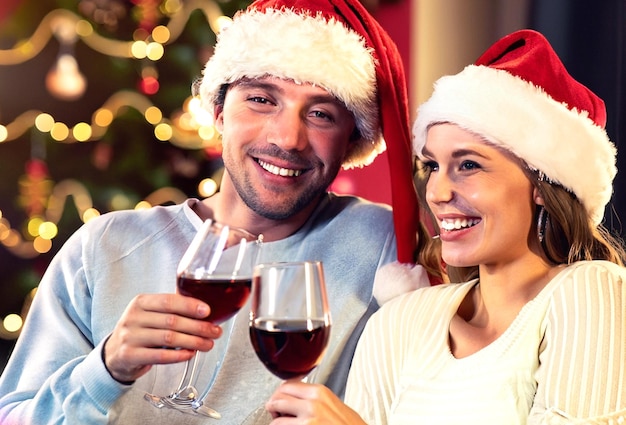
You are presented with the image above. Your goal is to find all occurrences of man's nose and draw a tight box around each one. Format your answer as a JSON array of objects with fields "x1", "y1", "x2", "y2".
[{"x1": 265, "y1": 109, "x2": 307, "y2": 151}]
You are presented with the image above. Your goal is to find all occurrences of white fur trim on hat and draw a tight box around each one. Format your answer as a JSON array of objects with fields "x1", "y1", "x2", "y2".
[
  {"x1": 373, "y1": 261, "x2": 430, "y2": 305},
  {"x1": 198, "y1": 8, "x2": 382, "y2": 169},
  {"x1": 413, "y1": 65, "x2": 617, "y2": 225}
]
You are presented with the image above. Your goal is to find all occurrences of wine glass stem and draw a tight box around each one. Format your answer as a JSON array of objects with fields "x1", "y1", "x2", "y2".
[
  {"x1": 173, "y1": 351, "x2": 200, "y2": 396},
  {"x1": 191, "y1": 324, "x2": 235, "y2": 410},
  {"x1": 192, "y1": 356, "x2": 222, "y2": 406}
]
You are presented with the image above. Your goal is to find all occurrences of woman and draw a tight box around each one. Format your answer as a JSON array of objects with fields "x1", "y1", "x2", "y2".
[{"x1": 264, "y1": 29, "x2": 626, "y2": 424}]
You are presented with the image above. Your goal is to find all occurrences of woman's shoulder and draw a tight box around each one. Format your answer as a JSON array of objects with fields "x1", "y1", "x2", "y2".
[
  {"x1": 556, "y1": 260, "x2": 625, "y2": 284},
  {"x1": 373, "y1": 261, "x2": 473, "y2": 306},
  {"x1": 379, "y1": 276, "x2": 475, "y2": 319},
  {"x1": 545, "y1": 260, "x2": 625, "y2": 311}
]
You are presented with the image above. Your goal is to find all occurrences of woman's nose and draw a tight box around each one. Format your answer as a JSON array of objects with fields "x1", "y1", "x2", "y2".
[
  {"x1": 265, "y1": 109, "x2": 307, "y2": 151},
  {"x1": 426, "y1": 171, "x2": 454, "y2": 205}
]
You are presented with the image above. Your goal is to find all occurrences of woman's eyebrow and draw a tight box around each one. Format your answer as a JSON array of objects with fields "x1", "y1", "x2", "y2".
[{"x1": 421, "y1": 146, "x2": 489, "y2": 159}]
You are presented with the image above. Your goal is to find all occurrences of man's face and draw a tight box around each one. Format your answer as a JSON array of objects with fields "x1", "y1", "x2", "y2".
[{"x1": 215, "y1": 76, "x2": 357, "y2": 220}]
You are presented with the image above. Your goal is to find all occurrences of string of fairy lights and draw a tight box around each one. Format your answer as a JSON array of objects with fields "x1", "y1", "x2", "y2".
[{"x1": 0, "y1": 0, "x2": 232, "y2": 339}]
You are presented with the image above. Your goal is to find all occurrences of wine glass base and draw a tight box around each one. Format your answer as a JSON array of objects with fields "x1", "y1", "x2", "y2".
[
  {"x1": 144, "y1": 392, "x2": 222, "y2": 419},
  {"x1": 143, "y1": 392, "x2": 166, "y2": 408},
  {"x1": 193, "y1": 404, "x2": 222, "y2": 419}
]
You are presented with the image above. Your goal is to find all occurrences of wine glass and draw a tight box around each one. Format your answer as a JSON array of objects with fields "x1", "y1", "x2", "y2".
[
  {"x1": 144, "y1": 219, "x2": 262, "y2": 418},
  {"x1": 249, "y1": 261, "x2": 331, "y2": 382}
]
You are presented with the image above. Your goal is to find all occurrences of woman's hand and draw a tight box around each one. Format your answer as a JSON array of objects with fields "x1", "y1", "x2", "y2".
[{"x1": 266, "y1": 380, "x2": 367, "y2": 424}]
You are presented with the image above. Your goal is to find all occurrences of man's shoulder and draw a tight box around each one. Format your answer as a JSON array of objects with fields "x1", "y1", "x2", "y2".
[
  {"x1": 85, "y1": 202, "x2": 186, "y2": 234},
  {"x1": 324, "y1": 193, "x2": 392, "y2": 220},
  {"x1": 76, "y1": 202, "x2": 192, "y2": 258}
]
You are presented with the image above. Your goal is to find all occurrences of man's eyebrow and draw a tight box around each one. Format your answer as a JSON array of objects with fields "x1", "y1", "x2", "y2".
[
  {"x1": 310, "y1": 93, "x2": 345, "y2": 106},
  {"x1": 235, "y1": 79, "x2": 343, "y2": 106},
  {"x1": 234, "y1": 79, "x2": 283, "y2": 93}
]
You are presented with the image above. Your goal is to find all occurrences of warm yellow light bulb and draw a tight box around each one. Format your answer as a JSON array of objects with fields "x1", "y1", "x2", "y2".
[
  {"x1": 152, "y1": 26, "x2": 170, "y2": 44},
  {"x1": 198, "y1": 178, "x2": 218, "y2": 198},
  {"x1": 145, "y1": 106, "x2": 162, "y2": 124},
  {"x1": 146, "y1": 42, "x2": 164, "y2": 61},
  {"x1": 35, "y1": 113, "x2": 55, "y2": 132},
  {"x1": 45, "y1": 54, "x2": 87, "y2": 101},
  {"x1": 38, "y1": 221, "x2": 58, "y2": 240},
  {"x1": 131, "y1": 41, "x2": 147, "y2": 59},
  {"x1": 72, "y1": 122, "x2": 92, "y2": 141},
  {"x1": 3, "y1": 314, "x2": 23, "y2": 333},
  {"x1": 82, "y1": 208, "x2": 100, "y2": 223},
  {"x1": 154, "y1": 123, "x2": 173, "y2": 141},
  {"x1": 93, "y1": 108, "x2": 113, "y2": 127},
  {"x1": 33, "y1": 236, "x2": 52, "y2": 253},
  {"x1": 50, "y1": 122, "x2": 70, "y2": 141}
]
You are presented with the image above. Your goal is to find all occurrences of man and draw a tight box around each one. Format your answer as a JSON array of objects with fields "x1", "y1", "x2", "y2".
[{"x1": 0, "y1": 0, "x2": 430, "y2": 423}]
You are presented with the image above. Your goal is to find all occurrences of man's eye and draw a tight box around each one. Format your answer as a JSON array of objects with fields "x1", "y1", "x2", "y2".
[
  {"x1": 310, "y1": 110, "x2": 333, "y2": 122},
  {"x1": 248, "y1": 96, "x2": 268, "y2": 104}
]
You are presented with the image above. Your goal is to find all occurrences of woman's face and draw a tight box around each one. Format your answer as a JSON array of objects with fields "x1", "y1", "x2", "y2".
[{"x1": 422, "y1": 123, "x2": 538, "y2": 269}]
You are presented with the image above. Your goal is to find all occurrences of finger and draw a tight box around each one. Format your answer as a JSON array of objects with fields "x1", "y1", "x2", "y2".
[
  {"x1": 275, "y1": 380, "x2": 327, "y2": 399},
  {"x1": 266, "y1": 383, "x2": 320, "y2": 418},
  {"x1": 104, "y1": 342, "x2": 197, "y2": 383},
  {"x1": 133, "y1": 293, "x2": 211, "y2": 320},
  {"x1": 266, "y1": 396, "x2": 299, "y2": 419},
  {"x1": 117, "y1": 324, "x2": 219, "y2": 351},
  {"x1": 134, "y1": 309, "x2": 222, "y2": 341},
  {"x1": 118, "y1": 345, "x2": 197, "y2": 367}
]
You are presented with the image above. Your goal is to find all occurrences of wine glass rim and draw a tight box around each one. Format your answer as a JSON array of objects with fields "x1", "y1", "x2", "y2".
[
  {"x1": 255, "y1": 260, "x2": 322, "y2": 269},
  {"x1": 206, "y1": 219, "x2": 262, "y2": 242}
]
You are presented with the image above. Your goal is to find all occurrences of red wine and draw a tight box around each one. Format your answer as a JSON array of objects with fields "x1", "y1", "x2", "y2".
[
  {"x1": 177, "y1": 276, "x2": 252, "y2": 324},
  {"x1": 249, "y1": 318, "x2": 330, "y2": 379}
]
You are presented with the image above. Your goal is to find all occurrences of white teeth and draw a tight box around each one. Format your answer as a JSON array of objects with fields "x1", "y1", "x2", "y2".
[
  {"x1": 258, "y1": 159, "x2": 302, "y2": 177},
  {"x1": 440, "y1": 218, "x2": 479, "y2": 231}
]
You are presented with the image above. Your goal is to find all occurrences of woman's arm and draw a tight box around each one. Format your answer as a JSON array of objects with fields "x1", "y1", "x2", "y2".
[{"x1": 530, "y1": 261, "x2": 626, "y2": 424}]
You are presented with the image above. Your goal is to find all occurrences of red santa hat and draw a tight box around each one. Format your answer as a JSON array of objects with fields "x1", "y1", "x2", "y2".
[
  {"x1": 198, "y1": 0, "x2": 420, "y2": 264},
  {"x1": 413, "y1": 29, "x2": 616, "y2": 225}
]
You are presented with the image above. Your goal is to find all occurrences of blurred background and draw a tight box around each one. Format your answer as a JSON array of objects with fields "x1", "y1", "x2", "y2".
[{"x1": 0, "y1": 0, "x2": 624, "y2": 371}]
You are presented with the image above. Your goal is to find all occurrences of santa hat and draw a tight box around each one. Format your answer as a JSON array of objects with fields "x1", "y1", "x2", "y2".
[
  {"x1": 198, "y1": 0, "x2": 420, "y2": 264},
  {"x1": 413, "y1": 29, "x2": 616, "y2": 225}
]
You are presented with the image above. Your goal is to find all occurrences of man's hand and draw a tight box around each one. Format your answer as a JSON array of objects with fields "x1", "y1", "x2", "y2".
[{"x1": 103, "y1": 293, "x2": 222, "y2": 383}]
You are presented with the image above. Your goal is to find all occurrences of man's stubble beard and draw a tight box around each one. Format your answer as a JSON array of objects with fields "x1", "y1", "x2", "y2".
[
  {"x1": 233, "y1": 172, "x2": 329, "y2": 221},
  {"x1": 225, "y1": 159, "x2": 340, "y2": 221}
]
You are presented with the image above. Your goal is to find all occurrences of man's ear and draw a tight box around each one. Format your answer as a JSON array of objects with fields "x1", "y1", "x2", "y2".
[
  {"x1": 214, "y1": 104, "x2": 224, "y2": 133},
  {"x1": 533, "y1": 187, "x2": 545, "y2": 206}
]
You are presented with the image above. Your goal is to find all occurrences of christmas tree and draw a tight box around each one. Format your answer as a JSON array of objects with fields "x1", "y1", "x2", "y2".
[{"x1": 0, "y1": 0, "x2": 252, "y2": 367}]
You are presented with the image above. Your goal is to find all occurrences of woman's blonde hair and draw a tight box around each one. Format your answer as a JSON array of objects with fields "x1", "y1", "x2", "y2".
[{"x1": 526, "y1": 168, "x2": 625, "y2": 266}]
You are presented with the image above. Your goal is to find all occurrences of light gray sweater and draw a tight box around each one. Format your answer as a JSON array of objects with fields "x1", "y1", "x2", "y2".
[{"x1": 0, "y1": 194, "x2": 397, "y2": 424}]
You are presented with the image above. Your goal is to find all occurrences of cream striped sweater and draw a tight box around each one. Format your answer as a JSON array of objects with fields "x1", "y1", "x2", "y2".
[{"x1": 345, "y1": 260, "x2": 625, "y2": 424}]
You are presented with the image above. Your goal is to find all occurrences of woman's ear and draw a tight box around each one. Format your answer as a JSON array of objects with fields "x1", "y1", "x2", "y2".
[{"x1": 533, "y1": 187, "x2": 545, "y2": 206}]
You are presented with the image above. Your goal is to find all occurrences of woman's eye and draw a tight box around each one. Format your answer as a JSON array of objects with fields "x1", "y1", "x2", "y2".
[
  {"x1": 421, "y1": 160, "x2": 439, "y2": 172},
  {"x1": 460, "y1": 160, "x2": 480, "y2": 171}
]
